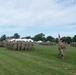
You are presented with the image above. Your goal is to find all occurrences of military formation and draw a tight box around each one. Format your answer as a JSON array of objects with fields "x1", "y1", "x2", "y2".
[
  {"x1": 40, "y1": 42, "x2": 56, "y2": 46},
  {"x1": 4, "y1": 41, "x2": 35, "y2": 51},
  {"x1": 70, "y1": 42, "x2": 76, "y2": 47},
  {"x1": 0, "y1": 41, "x2": 4, "y2": 47}
]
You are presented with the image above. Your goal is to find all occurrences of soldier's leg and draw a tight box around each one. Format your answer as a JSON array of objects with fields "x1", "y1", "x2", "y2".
[{"x1": 61, "y1": 49, "x2": 65, "y2": 59}]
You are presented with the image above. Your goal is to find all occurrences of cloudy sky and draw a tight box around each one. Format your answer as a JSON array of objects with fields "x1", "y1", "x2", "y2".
[{"x1": 0, "y1": 0, "x2": 76, "y2": 38}]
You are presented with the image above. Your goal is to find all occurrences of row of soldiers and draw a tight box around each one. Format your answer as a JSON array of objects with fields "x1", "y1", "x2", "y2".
[
  {"x1": 4, "y1": 41, "x2": 35, "y2": 51},
  {"x1": 0, "y1": 41, "x2": 4, "y2": 47},
  {"x1": 40, "y1": 42, "x2": 56, "y2": 46},
  {"x1": 70, "y1": 42, "x2": 76, "y2": 47}
]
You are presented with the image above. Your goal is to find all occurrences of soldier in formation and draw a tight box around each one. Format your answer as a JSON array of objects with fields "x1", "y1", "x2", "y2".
[{"x1": 70, "y1": 42, "x2": 76, "y2": 47}]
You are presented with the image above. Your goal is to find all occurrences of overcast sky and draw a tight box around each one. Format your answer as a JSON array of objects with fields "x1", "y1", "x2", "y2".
[{"x1": 0, "y1": 0, "x2": 76, "y2": 38}]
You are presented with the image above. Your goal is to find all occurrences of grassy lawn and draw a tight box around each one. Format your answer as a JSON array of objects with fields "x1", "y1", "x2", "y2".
[{"x1": 0, "y1": 44, "x2": 76, "y2": 75}]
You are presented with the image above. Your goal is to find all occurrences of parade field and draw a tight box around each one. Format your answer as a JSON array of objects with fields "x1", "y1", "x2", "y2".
[{"x1": 0, "y1": 44, "x2": 76, "y2": 75}]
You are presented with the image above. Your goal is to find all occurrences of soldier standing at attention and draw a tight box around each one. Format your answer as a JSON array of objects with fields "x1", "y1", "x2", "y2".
[{"x1": 58, "y1": 34, "x2": 66, "y2": 59}]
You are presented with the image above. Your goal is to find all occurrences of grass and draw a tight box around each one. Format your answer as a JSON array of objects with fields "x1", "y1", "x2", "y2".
[{"x1": 0, "y1": 44, "x2": 76, "y2": 75}]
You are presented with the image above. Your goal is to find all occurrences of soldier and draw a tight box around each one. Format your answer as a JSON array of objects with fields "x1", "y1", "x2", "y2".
[
  {"x1": 58, "y1": 40, "x2": 66, "y2": 59},
  {"x1": 18, "y1": 41, "x2": 21, "y2": 50},
  {"x1": 21, "y1": 41, "x2": 25, "y2": 50},
  {"x1": 26, "y1": 41, "x2": 29, "y2": 50},
  {"x1": 4, "y1": 42, "x2": 7, "y2": 48},
  {"x1": 31, "y1": 41, "x2": 34, "y2": 50},
  {"x1": 13, "y1": 42, "x2": 18, "y2": 50}
]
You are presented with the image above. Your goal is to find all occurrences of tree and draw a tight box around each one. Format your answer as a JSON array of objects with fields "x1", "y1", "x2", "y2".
[
  {"x1": 14, "y1": 33, "x2": 20, "y2": 39},
  {"x1": 0, "y1": 34, "x2": 6, "y2": 41},
  {"x1": 41, "y1": 37, "x2": 47, "y2": 41},
  {"x1": 47, "y1": 36, "x2": 55, "y2": 42},
  {"x1": 25, "y1": 36, "x2": 31, "y2": 39},
  {"x1": 73, "y1": 35, "x2": 76, "y2": 42},
  {"x1": 10, "y1": 36, "x2": 15, "y2": 38},
  {"x1": 61, "y1": 36, "x2": 72, "y2": 44},
  {"x1": 33, "y1": 33, "x2": 45, "y2": 41},
  {"x1": 21, "y1": 36, "x2": 31, "y2": 39},
  {"x1": 56, "y1": 38, "x2": 58, "y2": 43},
  {"x1": 61, "y1": 37, "x2": 67, "y2": 42},
  {"x1": 66, "y1": 36, "x2": 72, "y2": 44}
]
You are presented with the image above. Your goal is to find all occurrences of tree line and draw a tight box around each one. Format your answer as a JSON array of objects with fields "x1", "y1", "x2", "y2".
[{"x1": 0, "y1": 33, "x2": 76, "y2": 44}]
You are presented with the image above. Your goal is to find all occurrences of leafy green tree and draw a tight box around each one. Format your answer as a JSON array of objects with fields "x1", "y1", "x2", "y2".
[
  {"x1": 65, "y1": 36, "x2": 72, "y2": 44},
  {"x1": 73, "y1": 35, "x2": 76, "y2": 42},
  {"x1": 61, "y1": 36, "x2": 72, "y2": 44},
  {"x1": 0, "y1": 34, "x2": 6, "y2": 41},
  {"x1": 14, "y1": 33, "x2": 20, "y2": 39},
  {"x1": 10, "y1": 36, "x2": 15, "y2": 38},
  {"x1": 42, "y1": 37, "x2": 47, "y2": 41},
  {"x1": 61, "y1": 37, "x2": 67, "y2": 42},
  {"x1": 47, "y1": 36, "x2": 55, "y2": 42},
  {"x1": 25, "y1": 36, "x2": 31, "y2": 39},
  {"x1": 22, "y1": 36, "x2": 31, "y2": 39},
  {"x1": 33, "y1": 33, "x2": 45, "y2": 41},
  {"x1": 56, "y1": 38, "x2": 58, "y2": 43}
]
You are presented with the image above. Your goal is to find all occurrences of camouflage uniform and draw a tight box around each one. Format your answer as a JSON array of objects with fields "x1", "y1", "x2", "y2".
[{"x1": 58, "y1": 40, "x2": 66, "y2": 59}]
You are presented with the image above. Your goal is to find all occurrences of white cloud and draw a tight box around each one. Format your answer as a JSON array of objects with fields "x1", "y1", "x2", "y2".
[{"x1": 0, "y1": 0, "x2": 76, "y2": 37}]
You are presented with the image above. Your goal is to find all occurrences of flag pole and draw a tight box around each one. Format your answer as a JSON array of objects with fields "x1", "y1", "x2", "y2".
[{"x1": 58, "y1": 33, "x2": 61, "y2": 41}]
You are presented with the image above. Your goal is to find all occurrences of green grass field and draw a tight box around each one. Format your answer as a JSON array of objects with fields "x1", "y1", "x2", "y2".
[{"x1": 0, "y1": 44, "x2": 76, "y2": 75}]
